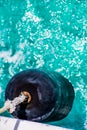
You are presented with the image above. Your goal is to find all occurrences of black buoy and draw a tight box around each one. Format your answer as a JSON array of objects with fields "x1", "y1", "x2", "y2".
[{"x1": 5, "y1": 69, "x2": 75, "y2": 122}]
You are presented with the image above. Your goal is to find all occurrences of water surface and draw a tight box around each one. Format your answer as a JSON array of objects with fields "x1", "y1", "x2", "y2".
[{"x1": 0, "y1": 0, "x2": 87, "y2": 129}]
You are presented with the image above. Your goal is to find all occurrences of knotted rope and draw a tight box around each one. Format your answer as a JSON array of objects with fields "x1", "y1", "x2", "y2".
[{"x1": 0, "y1": 91, "x2": 31, "y2": 114}]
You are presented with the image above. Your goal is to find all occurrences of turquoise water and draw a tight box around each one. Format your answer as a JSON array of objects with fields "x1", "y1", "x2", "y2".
[{"x1": 0, "y1": 0, "x2": 87, "y2": 129}]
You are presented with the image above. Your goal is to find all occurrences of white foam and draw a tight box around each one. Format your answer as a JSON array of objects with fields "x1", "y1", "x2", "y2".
[
  {"x1": 22, "y1": 11, "x2": 41, "y2": 23},
  {"x1": 72, "y1": 37, "x2": 87, "y2": 52},
  {"x1": 0, "y1": 50, "x2": 23, "y2": 63}
]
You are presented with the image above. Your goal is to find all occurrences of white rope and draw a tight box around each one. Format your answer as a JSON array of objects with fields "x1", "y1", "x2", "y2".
[{"x1": 0, "y1": 93, "x2": 26, "y2": 114}]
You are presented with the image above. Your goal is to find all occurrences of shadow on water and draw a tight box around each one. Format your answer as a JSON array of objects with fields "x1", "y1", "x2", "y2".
[{"x1": 49, "y1": 95, "x2": 86, "y2": 130}]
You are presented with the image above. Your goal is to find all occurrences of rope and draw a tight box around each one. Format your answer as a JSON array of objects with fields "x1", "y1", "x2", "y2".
[{"x1": 0, "y1": 92, "x2": 29, "y2": 114}]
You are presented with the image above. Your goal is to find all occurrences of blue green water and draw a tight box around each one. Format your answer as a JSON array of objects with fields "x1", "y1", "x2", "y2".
[{"x1": 0, "y1": 0, "x2": 87, "y2": 129}]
